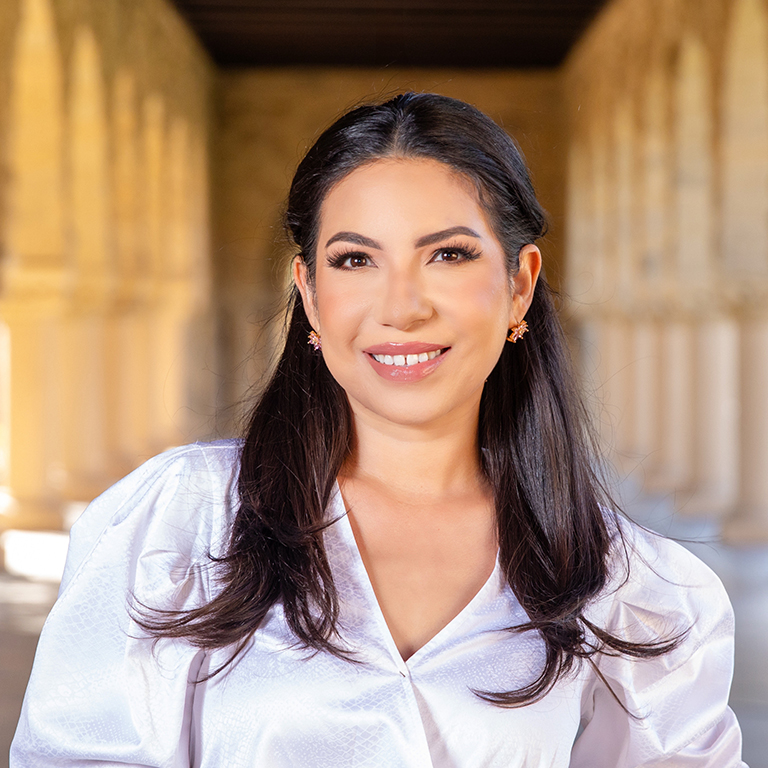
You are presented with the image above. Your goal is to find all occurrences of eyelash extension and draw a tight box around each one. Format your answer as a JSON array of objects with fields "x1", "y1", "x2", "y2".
[
  {"x1": 326, "y1": 241, "x2": 483, "y2": 269},
  {"x1": 432, "y1": 242, "x2": 483, "y2": 263},
  {"x1": 326, "y1": 250, "x2": 371, "y2": 269}
]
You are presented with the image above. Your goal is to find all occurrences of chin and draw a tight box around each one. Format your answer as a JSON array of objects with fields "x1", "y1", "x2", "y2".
[{"x1": 351, "y1": 388, "x2": 479, "y2": 430}]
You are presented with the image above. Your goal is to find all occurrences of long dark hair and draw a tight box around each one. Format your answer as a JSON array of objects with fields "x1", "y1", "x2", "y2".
[{"x1": 138, "y1": 93, "x2": 679, "y2": 705}]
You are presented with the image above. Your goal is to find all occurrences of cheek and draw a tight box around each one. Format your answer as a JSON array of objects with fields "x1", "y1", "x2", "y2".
[
  {"x1": 314, "y1": 276, "x2": 369, "y2": 343},
  {"x1": 447, "y1": 268, "x2": 512, "y2": 332}
]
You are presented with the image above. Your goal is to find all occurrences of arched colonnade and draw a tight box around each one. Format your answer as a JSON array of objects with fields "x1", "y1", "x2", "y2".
[
  {"x1": 0, "y1": 0, "x2": 213, "y2": 529},
  {"x1": 4, "y1": 0, "x2": 768, "y2": 547},
  {"x1": 565, "y1": 0, "x2": 768, "y2": 541}
]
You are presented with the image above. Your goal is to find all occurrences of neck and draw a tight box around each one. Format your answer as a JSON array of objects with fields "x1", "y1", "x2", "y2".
[{"x1": 339, "y1": 397, "x2": 487, "y2": 503}]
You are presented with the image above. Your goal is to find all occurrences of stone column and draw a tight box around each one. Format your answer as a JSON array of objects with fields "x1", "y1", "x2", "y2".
[
  {"x1": 725, "y1": 309, "x2": 768, "y2": 542},
  {"x1": 686, "y1": 316, "x2": 739, "y2": 518},
  {"x1": 1, "y1": 0, "x2": 66, "y2": 530},
  {"x1": 112, "y1": 307, "x2": 153, "y2": 465},
  {"x1": 58, "y1": 305, "x2": 113, "y2": 503},
  {"x1": 142, "y1": 92, "x2": 170, "y2": 456},
  {"x1": 633, "y1": 63, "x2": 669, "y2": 492},
  {"x1": 603, "y1": 315, "x2": 637, "y2": 476},
  {"x1": 604, "y1": 99, "x2": 639, "y2": 477},
  {"x1": 668, "y1": 33, "x2": 732, "y2": 516},
  {"x1": 110, "y1": 68, "x2": 144, "y2": 476},
  {"x1": 720, "y1": 0, "x2": 768, "y2": 541},
  {"x1": 648, "y1": 318, "x2": 694, "y2": 496},
  {"x1": 629, "y1": 319, "x2": 662, "y2": 485},
  {"x1": 60, "y1": 25, "x2": 114, "y2": 503},
  {"x1": 1, "y1": 298, "x2": 66, "y2": 530}
]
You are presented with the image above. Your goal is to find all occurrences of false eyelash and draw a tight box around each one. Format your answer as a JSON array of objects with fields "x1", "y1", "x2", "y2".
[
  {"x1": 326, "y1": 250, "x2": 371, "y2": 269},
  {"x1": 432, "y1": 242, "x2": 483, "y2": 262},
  {"x1": 326, "y1": 241, "x2": 483, "y2": 269}
]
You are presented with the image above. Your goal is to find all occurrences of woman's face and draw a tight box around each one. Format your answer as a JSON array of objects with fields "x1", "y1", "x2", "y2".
[{"x1": 294, "y1": 157, "x2": 540, "y2": 432}]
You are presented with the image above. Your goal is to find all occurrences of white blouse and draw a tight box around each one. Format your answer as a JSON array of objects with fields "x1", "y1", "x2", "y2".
[{"x1": 12, "y1": 440, "x2": 746, "y2": 767}]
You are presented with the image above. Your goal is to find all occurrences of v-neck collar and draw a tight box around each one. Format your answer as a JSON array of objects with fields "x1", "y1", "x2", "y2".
[{"x1": 328, "y1": 483, "x2": 502, "y2": 675}]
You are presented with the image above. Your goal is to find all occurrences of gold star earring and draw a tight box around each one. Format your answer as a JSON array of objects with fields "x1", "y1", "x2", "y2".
[{"x1": 308, "y1": 330, "x2": 322, "y2": 351}]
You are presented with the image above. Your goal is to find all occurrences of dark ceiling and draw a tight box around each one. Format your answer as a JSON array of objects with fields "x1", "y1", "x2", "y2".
[{"x1": 169, "y1": 1, "x2": 607, "y2": 68}]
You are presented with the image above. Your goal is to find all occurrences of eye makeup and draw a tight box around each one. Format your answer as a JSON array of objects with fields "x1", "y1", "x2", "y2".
[
  {"x1": 326, "y1": 250, "x2": 371, "y2": 270},
  {"x1": 326, "y1": 240, "x2": 482, "y2": 270},
  {"x1": 429, "y1": 242, "x2": 482, "y2": 263}
]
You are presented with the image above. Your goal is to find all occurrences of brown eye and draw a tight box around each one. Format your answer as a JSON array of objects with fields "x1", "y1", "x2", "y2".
[
  {"x1": 328, "y1": 251, "x2": 372, "y2": 269},
  {"x1": 432, "y1": 245, "x2": 480, "y2": 264}
]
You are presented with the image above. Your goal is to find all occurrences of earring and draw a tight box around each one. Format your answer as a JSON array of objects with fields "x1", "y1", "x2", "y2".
[
  {"x1": 308, "y1": 330, "x2": 322, "y2": 351},
  {"x1": 506, "y1": 320, "x2": 529, "y2": 343}
]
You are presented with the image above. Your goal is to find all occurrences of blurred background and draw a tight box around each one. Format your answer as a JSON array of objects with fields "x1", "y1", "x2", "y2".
[{"x1": 0, "y1": 0, "x2": 767, "y2": 764}]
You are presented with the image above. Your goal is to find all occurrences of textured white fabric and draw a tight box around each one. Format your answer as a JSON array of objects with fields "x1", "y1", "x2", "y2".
[{"x1": 11, "y1": 440, "x2": 747, "y2": 767}]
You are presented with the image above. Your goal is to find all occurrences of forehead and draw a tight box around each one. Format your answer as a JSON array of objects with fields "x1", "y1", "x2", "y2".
[{"x1": 318, "y1": 158, "x2": 489, "y2": 235}]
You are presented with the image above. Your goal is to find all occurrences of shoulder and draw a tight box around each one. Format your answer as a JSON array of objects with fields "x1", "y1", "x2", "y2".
[
  {"x1": 11, "y1": 442, "x2": 244, "y2": 764},
  {"x1": 574, "y1": 518, "x2": 743, "y2": 765},
  {"x1": 61, "y1": 439, "x2": 243, "y2": 593},
  {"x1": 120, "y1": 438, "x2": 242, "y2": 499},
  {"x1": 600, "y1": 515, "x2": 731, "y2": 631},
  {"x1": 589, "y1": 513, "x2": 735, "y2": 678}
]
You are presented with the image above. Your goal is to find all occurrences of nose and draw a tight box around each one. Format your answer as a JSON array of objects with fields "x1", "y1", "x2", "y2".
[{"x1": 374, "y1": 263, "x2": 433, "y2": 330}]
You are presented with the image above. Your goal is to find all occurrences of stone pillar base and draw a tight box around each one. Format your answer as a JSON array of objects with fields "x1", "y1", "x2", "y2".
[
  {"x1": 722, "y1": 510, "x2": 768, "y2": 545},
  {"x1": 0, "y1": 497, "x2": 64, "y2": 532},
  {"x1": 680, "y1": 489, "x2": 735, "y2": 520},
  {"x1": 726, "y1": 316, "x2": 768, "y2": 545}
]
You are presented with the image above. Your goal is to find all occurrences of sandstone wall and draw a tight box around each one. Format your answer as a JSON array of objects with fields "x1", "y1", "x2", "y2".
[
  {"x1": 0, "y1": 2, "x2": 567, "y2": 530},
  {"x1": 0, "y1": 0, "x2": 215, "y2": 529},
  {"x1": 8, "y1": 0, "x2": 766, "y2": 543},
  {"x1": 564, "y1": 0, "x2": 768, "y2": 540}
]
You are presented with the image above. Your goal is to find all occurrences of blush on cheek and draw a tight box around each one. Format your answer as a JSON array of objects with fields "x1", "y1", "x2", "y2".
[{"x1": 462, "y1": 281, "x2": 513, "y2": 329}]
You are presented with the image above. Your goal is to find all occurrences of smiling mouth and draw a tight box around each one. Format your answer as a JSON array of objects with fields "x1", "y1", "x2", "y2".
[{"x1": 369, "y1": 348, "x2": 448, "y2": 367}]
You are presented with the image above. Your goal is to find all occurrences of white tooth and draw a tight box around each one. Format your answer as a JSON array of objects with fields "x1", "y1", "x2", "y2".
[
  {"x1": 384, "y1": 355, "x2": 394, "y2": 365},
  {"x1": 427, "y1": 349, "x2": 439, "y2": 360},
  {"x1": 372, "y1": 354, "x2": 383, "y2": 363},
  {"x1": 406, "y1": 354, "x2": 419, "y2": 366},
  {"x1": 393, "y1": 355, "x2": 406, "y2": 366},
  {"x1": 418, "y1": 352, "x2": 428, "y2": 363}
]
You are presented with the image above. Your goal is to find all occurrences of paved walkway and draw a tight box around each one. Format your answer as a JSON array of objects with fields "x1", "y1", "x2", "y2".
[
  {"x1": 2, "y1": 501, "x2": 767, "y2": 767},
  {"x1": 1, "y1": 574, "x2": 59, "y2": 768}
]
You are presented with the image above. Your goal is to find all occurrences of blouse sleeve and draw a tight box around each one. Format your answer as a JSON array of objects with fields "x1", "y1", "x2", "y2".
[
  {"x1": 10, "y1": 441, "x2": 239, "y2": 768},
  {"x1": 570, "y1": 520, "x2": 747, "y2": 768}
]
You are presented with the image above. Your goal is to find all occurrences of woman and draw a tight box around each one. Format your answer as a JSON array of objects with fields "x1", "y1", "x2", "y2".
[{"x1": 12, "y1": 93, "x2": 745, "y2": 767}]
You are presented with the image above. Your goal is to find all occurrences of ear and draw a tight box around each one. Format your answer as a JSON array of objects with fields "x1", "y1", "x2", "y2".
[
  {"x1": 509, "y1": 244, "x2": 542, "y2": 327},
  {"x1": 292, "y1": 256, "x2": 320, "y2": 331}
]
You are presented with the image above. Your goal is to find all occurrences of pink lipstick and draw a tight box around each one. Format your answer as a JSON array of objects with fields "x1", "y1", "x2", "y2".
[{"x1": 363, "y1": 342, "x2": 450, "y2": 382}]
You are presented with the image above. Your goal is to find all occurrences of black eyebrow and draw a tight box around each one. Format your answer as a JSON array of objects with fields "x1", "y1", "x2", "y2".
[
  {"x1": 325, "y1": 231, "x2": 383, "y2": 249},
  {"x1": 324, "y1": 226, "x2": 482, "y2": 251},
  {"x1": 414, "y1": 227, "x2": 482, "y2": 248}
]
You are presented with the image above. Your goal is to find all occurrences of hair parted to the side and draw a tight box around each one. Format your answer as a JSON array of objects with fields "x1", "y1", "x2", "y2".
[{"x1": 136, "y1": 92, "x2": 682, "y2": 704}]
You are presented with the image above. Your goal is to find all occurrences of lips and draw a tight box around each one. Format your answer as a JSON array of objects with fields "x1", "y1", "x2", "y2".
[
  {"x1": 371, "y1": 348, "x2": 445, "y2": 366},
  {"x1": 363, "y1": 342, "x2": 445, "y2": 356},
  {"x1": 364, "y1": 343, "x2": 450, "y2": 382}
]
